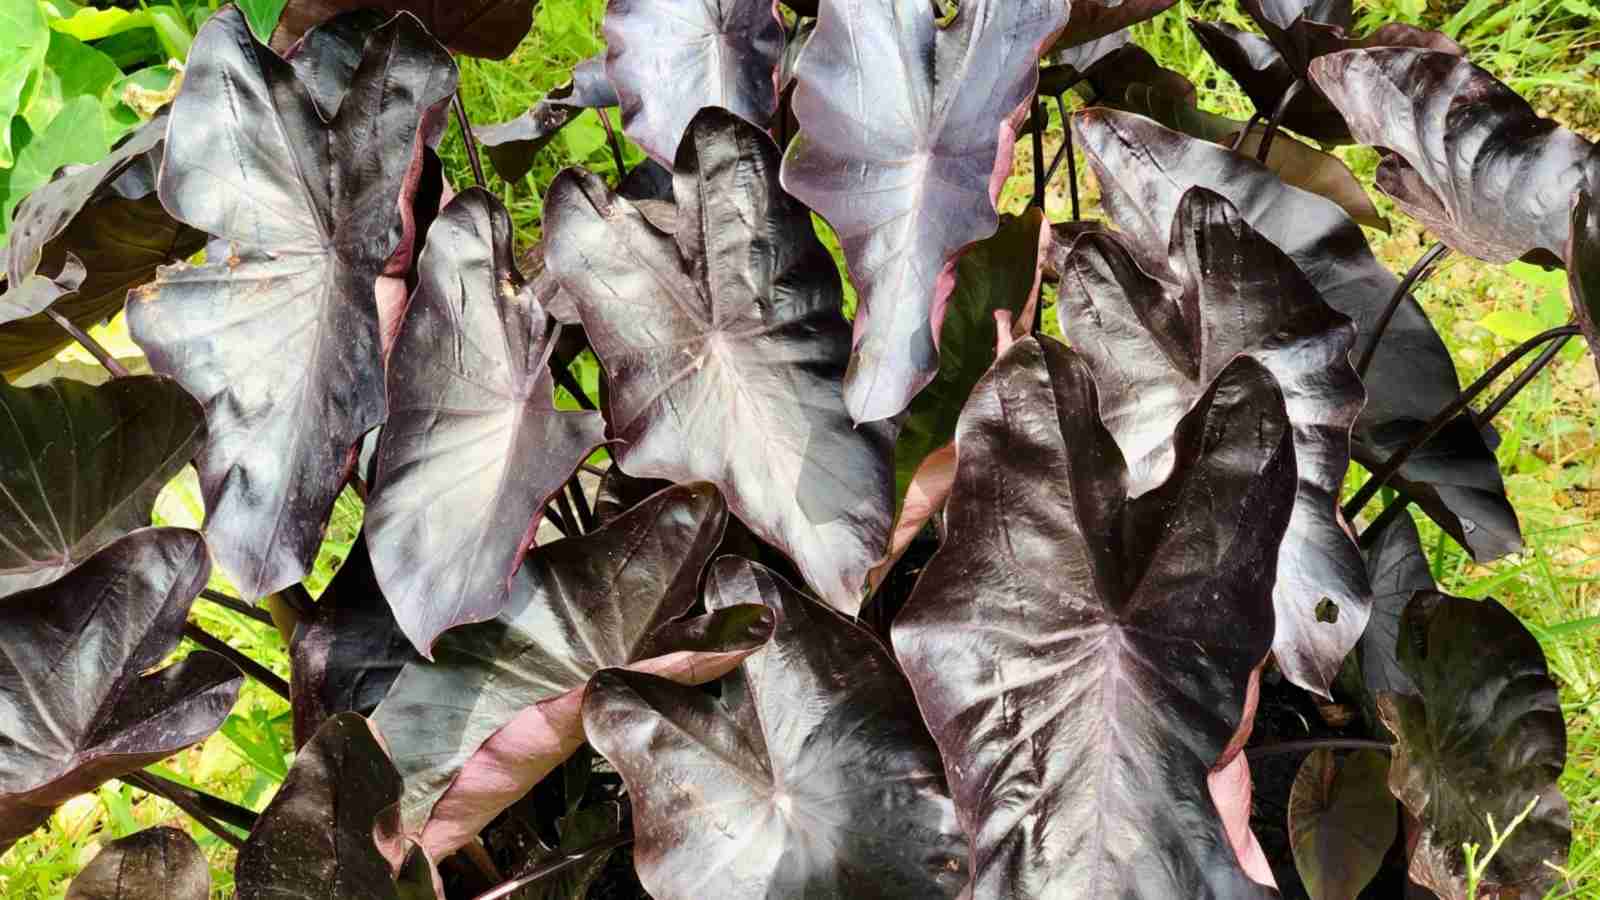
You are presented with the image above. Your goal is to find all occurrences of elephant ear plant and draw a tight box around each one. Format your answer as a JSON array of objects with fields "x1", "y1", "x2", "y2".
[{"x1": 0, "y1": 0, "x2": 1589, "y2": 897}]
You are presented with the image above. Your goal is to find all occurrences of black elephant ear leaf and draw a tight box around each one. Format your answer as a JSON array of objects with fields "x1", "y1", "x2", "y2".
[
  {"x1": 1057, "y1": 187, "x2": 1367, "y2": 696},
  {"x1": 129, "y1": 7, "x2": 458, "y2": 600},
  {"x1": 546, "y1": 107, "x2": 894, "y2": 613},
  {"x1": 1380, "y1": 592, "x2": 1571, "y2": 899},
  {"x1": 1309, "y1": 48, "x2": 1600, "y2": 263},
  {"x1": 477, "y1": 54, "x2": 619, "y2": 183},
  {"x1": 274, "y1": 0, "x2": 536, "y2": 59},
  {"x1": 372, "y1": 484, "x2": 774, "y2": 859},
  {"x1": 236, "y1": 713, "x2": 437, "y2": 900},
  {"x1": 1049, "y1": 0, "x2": 1175, "y2": 56},
  {"x1": 1187, "y1": 20, "x2": 1351, "y2": 145},
  {"x1": 1569, "y1": 189, "x2": 1600, "y2": 384},
  {"x1": 1358, "y1": 512, "x2": 1433, "y2": 722},
  {"x1": 0, "y1": 376, "x2": 204, "y2": 598},
  {"x1": 0, "y1": 529, "x2": 241, "y2": 852},
  {"x1": 1287, "y1": 749, "x2": 1397, "y2": 900},
  {"x1": 1072, "y1": 108, "x2": 1520, "y2": 563},
  {"x1": 365, "y1": 188, "x2": 605, "y2": 658},
  {"x1": 780, "y1": 0, "x2": 1068, "y2": 423},
  {"x1": 66, "y1": 827, "x2": 210, "y2": 900},
  {"x1": 583, "y1": 556, "x2": 968, "y2": 899},
  {"x1": 604, "y1": 0, "x2": 784, "y2": 165},
  {"x1": 892, "y1": 336, "x2": 1293, "y2": 897}
]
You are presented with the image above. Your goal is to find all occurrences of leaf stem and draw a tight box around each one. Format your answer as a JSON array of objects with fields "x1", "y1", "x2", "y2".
[
  {"x1": 1057, "y1": 94, "x2": 1080, "y2": 221},
  {"x1": 1245, "y1": 738, "x2": 1390, "y2": 760},
  {"x1": 596, "y1": 107, "x2": 628, "y2": 180},
  {"x1": 1030, "y1": 96, "x2": 1047, "y2": 209},
  {"x1": 567, "y1": 477, "x2": 595, "y2": 533},
  {"x1": 472, "y1": 835, "x2": 633, "y2": 900},
  {"x1": 278, "y1": 583, "x2": 317, "y2": 616},
  {"x1": 1356, "y1": 241, "x2": 1451, "y2": 378},
  {"x1": 1254, "y1": 79, "x2": 1305, "y2": 164},
  {"x1": 453, "y1": 91, "x2": 488, "y2": 190},
  {"x1": 553, "y1": 359, "x2": 598, "y2": 411},
  {"x1": 544, "y1": 503, "x2": 573, "y2": 537},
  {"x1": 121, "y1": 771, "x2": 253, "y2": 848},
  {"x1": 1230, "y1": 113, "x2": 1261, "y2": 152},
  {"x1": 1343, "y1": 325, "x2": 1581, "y2": 519},
  {"x1": 199, "y1": 588, "x2": 276, "y2": 627},
  {"x1": 45, "y1": 309, "x2": 129, "y2": 378},
  {"x1": 555, "y1": 488, "x2": 583, "y2": 536},
  {"x1": 182, "y1": 621, "x2": 291, "y2": 701}
]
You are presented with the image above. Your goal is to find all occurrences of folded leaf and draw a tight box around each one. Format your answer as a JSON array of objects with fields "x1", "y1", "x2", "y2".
[
  {"x1": 66, "y1": 827, "x2": 209, "y2": 900},
  {"x1": 1288, "y1": 749, "x2": 1397, "y2": 900},
  {"x1": 273, "y1": 0, "x2": 536, "y2": 59},
  {"x1": 781, "y1": 0, "x2": 1068, "y2": 422},
  {"x1": 546, "y1": 107, "x2": 894, "y2": 612},
  {"x1": 893, "y1": 336, "x2": 1293, "y2": 898},
  {"x1": 477, "y1": 54, "x2": 618, "y2": 182},
  {"x1": 129, "y1": 7, "x2": 457, "y2": 599},
  {"x1": 584, "y1": 557, "x2": 967, "y2": 899},
  {"x1": 1569, "y1": 189, "x2": 1600, "y2": 384}
]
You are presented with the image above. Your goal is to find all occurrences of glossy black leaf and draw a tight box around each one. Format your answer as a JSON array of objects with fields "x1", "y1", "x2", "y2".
[
  {"x1": 0, "y1": 115, "x2": 204, "y2": 380},
  {"x1": 1381, "y1": 592, "x2": 1571, "y2": 898},
  {"x1": 477, "y1": 54, "x2": 618, "y2": 183},
  {"x1": 1569, "y1": 189, "x2": 1600, "y2": 384},
  {"x1": 546, "y1": 107, "x2": 894, "y2": 612},
  {"x1": 893, "y1": 336, "x2": 1293, "y2": 898},
  {"x1": 0, "y1": 376, "x2": 203, "y2": 597},
  {"x1": 604, "y1": 0, "x2": 784, "y2": 165},
  {"x1": 1056, "y1": 187, "x2": 1366, "y2": 696},
  {"x1": 274, "y1": 0, "x2": 536, "y2": 59},
  {"x1": 1310, "y1": 48, "x2": 1600, "y2": 265},
  {"x1": 584, "y1": 557, "x2": 967, "y2": 899},
  {"x1": 780, "y1": 0, "x2": 1068, "y2": 422},
  {"x1": 1287, "y1": 749, "x2": 1397, "y2": 900},
  {"x1": 371, "y1": 484, "x2": 773, "y2": 858},
  {"x1": 129, "y1": 8, "x2": 457, "y2": 599},
  {"x1": 365, "y1": 188, "x2": 605, "y2": 657},
  {"x1": 1187, "y1": 20, "x2": 1351, "y2": 145},
  {"x1": 1048, "y1": 0, "x2": 1176, "y2": 55},
  {"x1": 66, "y1": 827, "x2": 209, "y2": 900},
  {"x1": 0, "y1": 529, "x2": 240, "y2": 852},
  {"x1": 237, "y1": 713, "x2": 438, "y2": 900},
  {"x1": 1073, "y1": 108, "x2": 1520, "y2": 561},
  {"x1": 1358, "y1": 512, "x2": 1432, "y2": 717}
]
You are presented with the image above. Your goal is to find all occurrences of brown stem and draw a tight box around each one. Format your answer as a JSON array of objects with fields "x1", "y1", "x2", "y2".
[
  {"x1": 1030, "y1": 96, "x2": 1047, "y2": 209},
  {"x1": 45, "y1": 309, "x2": 129, "y2": 378},
  {"x1": 552, "y1": 360, "x2": 598, "y2": 411},
  {"x1": 453, "y1": 92, "x2": 488, "y2": 190},
  {"x1": 183, "y1": 622, "x2": 291, "y2": 701},
  {"x1": 199, "y1": 589, "x2": 276, "y2": 627},
  {"x1": 1255, "y1": 79, "x2": 1305, "y2": 164},
  {"x1": 472, "y1": 835, "x2": 633, "y2": 900},
  {"x1": 1230, "y1": 113, "x2": 1261, "y2": 152},
  {"x1": 1356, "y1": 242, "x2": 1450, "y2": 378},
  {"x1": 596, "y1": 107, "x2": 628, "y2": 179},
  {"x1": 121, "y1": 771, "x2": 253, "y2": 848}
]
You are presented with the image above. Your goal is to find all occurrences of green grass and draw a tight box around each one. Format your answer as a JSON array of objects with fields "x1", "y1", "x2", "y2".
[{"x1": 2, "y1": 0, "x2": 1598, "y2": 895}]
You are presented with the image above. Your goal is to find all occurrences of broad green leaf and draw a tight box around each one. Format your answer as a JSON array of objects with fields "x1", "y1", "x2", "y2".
[
  {"x1": 1475, "y1": 309, "x2": 1547, "y2": 344},
  {"x1": 0, "y1": 0, "x2": 50, "y2": 168},
  {"x1": 22, "y1": 32, "x2": 122, "y2": 135},
  {"x1": 1, "y1": 94, "x2": 114, "y2": 243},
  {"x1": 43, "y1": 5, "x2": 152, "y2": 42},
  {"x1": 235, "y1": 0, "x2": 289, "y2": 41},
  {"x1": 146, "y1": 6, "x2": 195, "y2": 61}
]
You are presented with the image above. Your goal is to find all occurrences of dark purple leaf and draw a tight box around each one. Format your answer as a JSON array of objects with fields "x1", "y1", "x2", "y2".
[
  {"x1": 1568, "y1": 189, "x2": 1600, "y2": 384},
  {"x1": 1073, "y1": 108, "x2": 1519, "y2": 562},
  {"x1": 0, "y1": 529, "x2": 240, "y2": 852},
  {"x1": 892, "y1": 336, "x2": 1293, "y2": 897},
  {"x1": 604, "y1": 0, "x2": 784, "y2": 165},
  {"x1": 1, "y1": 114, "x2": 204, "y2": 380},
  {"x1": 237, "y1": 713, "x2": 440, "y2": 900},
  {"x1": 1287, "y1": 749, "x2": 1397, "y2": 900},
  {"x1": 584, "y1": 557, "x2": 967, "y2": 899},
  {"x1": 128, "y1": 8, "x2": 457, "y2": 599},
  {"x1": 780, "y1": 0, "x2": 1067, "y2": 422},
  {"x1": 1358, "y1": 512, "x2": 1432, "y2": 716},
  {"x1": 365, "y1": 188, "x2": 605, "y2": 656},
  {"x1": 274, "y1": 0, "x2": 536, "y2": 59},
  {"x1": 545, "y1": 107, "x2": 894, "y2": 612},
  {"x1": 1048, "y1": 0, "x2": 1176, "y2": 55},
  {"x1": 477, "y1": 54, "x2": 619, "y2": 183},
  {"x1": 1056, "y1": 187, "x2": 1365, "y2": 695},
  {"x1": 66, "y1": 827, "x2": 209, "y2": 900},
  {"x1": 1309, "y1": 48, "x2": 1600, "y2": 265},
  {"x1": 0, "y1": 376, "x2": 203, "y2": 597},
  {"x1": 1041, "y1": 30, "x2": 1130, "y2": 93},
  {"x1": 1074, "y1": 44, "x2": 1197, "y2": 109},
  {"x1": 371, "y1": 484, "x2": 773, "y2": 858},
  {"x1": 1381, "y1": 592, "x2": 1571, "y2": 898}
]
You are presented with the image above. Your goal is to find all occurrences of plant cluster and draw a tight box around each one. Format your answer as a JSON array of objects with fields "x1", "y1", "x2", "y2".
[{"x1": 0, "y1": 0, "x2": 1594, "y2": 897}]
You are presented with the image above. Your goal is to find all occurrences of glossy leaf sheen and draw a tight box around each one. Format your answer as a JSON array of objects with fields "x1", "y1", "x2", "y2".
[
  {"x1": 371, "y1": 484, "x2": 772, "y2": 857},
  {"x1": 1056, "y1": 188, "x2": 1366, "y2": 695},
  {"x1": 781, "y1": 0, "x2": 1067, "y2": 422},
  {"x1": 1380, "y1": 593, "x2": 1571, "y2": 898},
  {"x1": 1569, "y1": 190, "x2": 1600, "y2": 384},
  {"x1": 546, "y1": 108, "x2": 893, "y2": 613},
  {"x1": 1287, "y1": 749, "x2": 1396, "y2": 900},
  {"x1": 584, "y1": 557, "x2": 967, "y2": 899},
  {"x1": 893, "y1": 336, "x2": 1293, "y2": 898},
  {"x1": 129, "y1": 8, "x2": 457, "y2": 598},
  {"x1": 0, "y1": 376, "x2": 203, "y2": 597},
  {"x1": 66, "y1": 827, "x2": 210, "y2": 900},
  {"x1": 1358, "y1": 512, "x2": 1431, "y2": 715},
  {"x1": 0, "y1": 529, "x2": 239, "y2": 852},
  {"x1": 477, "y1": 54, "x2": 618, "y2": 182},
  {"x1": 366, "y1": 188, "x2": 605, "y2": 656},
  {"x1": 274, "y1": 0, "x2": 535, "y2": 58}
]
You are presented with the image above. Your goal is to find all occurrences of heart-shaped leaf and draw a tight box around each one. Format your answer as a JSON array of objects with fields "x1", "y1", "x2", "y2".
[
  {"x1": 1, "y1": 113, "x2": 205, "y2": 380},
  {"x1": 1358, "y1": 512, "x2": 1432, "y2": 721},
  {"x1": 66, "y1": 827, "x2": 210, "y2": 900},
  {"x1": 1056, "y1": 187, "x2": 1366, "y2": 696},
  {"x1": 1569, "y1": 189, "x2": 1600, "y2": 384},
  {"x1": 1072, "y1": 108, "x2": 1519, "y2": 561},
  {"x1": 365, "y1": 188, "x2": 605, "y2": 657},
  {"x1": 1380, "y1": 592, "x2": 1571, "y2": 898},
  {"x1": 892, "y1": 336, "x2": 1293, "y2": 898},
  {"x1": 273, "y1": 0, "x2": 536, "y2": 59},
  {"x1": 1049, "y1": 0, "x2": 1176, "y2": 55},
  {"x1": 1309, "y1": 48, "x2": 1600, "y2": 265},
  {"x1": 477, "y1": 54, "x2": 618, "y2": 182},
  {"x1": 237, "y1": 713, "x2": 440, "y2": 900},
  {"x1": 0, "y1": 376, "x2": 203, "y2": 597},
  {"x1": 1287, "y1": 749, "x2": 1397, "y2": 900},
  {"x1": 129, "y1": 8, "x2": 457, "y2": 599},
  {"x1": 0, "y1": 528, "x2": 241, "y2": 851},
  {"x1": 371, "y1": 483, "x2": 774, "y2": 858},
  {"x1": 604, "y1": 0, "x2": 784, "y2": 165},
  {"x1": 584, "y1": 556, "x2": 967, "y2": 899},
  {"x1": 780, "y1": 0, "x2": 1067, "y2": 422},
  {"x1": 545, "y1": 107, "x2": 894, "y2": 613}
]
